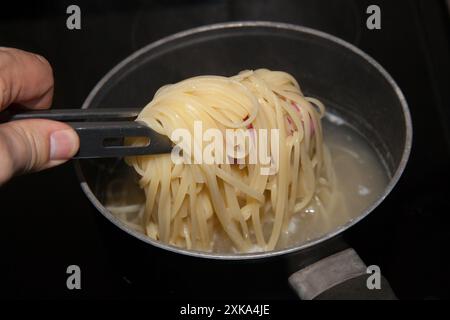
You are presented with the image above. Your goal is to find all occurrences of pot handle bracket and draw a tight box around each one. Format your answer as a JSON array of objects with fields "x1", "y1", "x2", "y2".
[{"x1": 288, "y1": 248, "x2": 397, "y2": 300}]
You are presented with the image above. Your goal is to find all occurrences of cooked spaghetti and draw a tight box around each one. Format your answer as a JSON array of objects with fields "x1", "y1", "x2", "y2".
[{"x1": 109, "y1": 69, "x2": 339, "y2": 252}]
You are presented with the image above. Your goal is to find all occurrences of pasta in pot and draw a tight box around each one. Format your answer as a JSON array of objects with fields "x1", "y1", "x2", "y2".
[{"x1": 111, "y1": 69, "x2": 338, "y2": 253}]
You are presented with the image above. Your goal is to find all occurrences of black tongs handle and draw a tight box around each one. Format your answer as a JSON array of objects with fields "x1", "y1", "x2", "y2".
[
  {"x1": 70, "y1": 121, "x2": 172, "y2": 159},
  {"x1": 0, "y1": 108, "x2": 173, "y2": 158},
  {"x1": 3, "y1": 108, "x2": 140, "y2": 122}
]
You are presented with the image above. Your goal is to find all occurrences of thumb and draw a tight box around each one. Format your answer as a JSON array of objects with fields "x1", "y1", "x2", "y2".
[{"x1": 0, "y1": 119, "x2": 79, "y2": 184}]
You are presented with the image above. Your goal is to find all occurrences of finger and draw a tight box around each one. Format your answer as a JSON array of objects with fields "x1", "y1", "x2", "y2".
[
  {"x1": 0, "y1": 47, "x2": 54, "y2": 111},
  {"x1": 0, "y1": 119, "x2": 79, "y2": 185}
]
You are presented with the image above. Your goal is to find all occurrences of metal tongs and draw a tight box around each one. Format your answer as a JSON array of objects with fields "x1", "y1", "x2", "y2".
[{"x1": 0, "y1": 108, "x2": 173, "y2": 158}]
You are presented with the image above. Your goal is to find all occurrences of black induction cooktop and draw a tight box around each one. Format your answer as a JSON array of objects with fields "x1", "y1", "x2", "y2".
[{"x1": 0, "y1": 0, "x2": 449, "y2": 301}]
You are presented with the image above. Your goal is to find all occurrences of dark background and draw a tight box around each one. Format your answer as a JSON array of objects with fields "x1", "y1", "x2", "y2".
[{"x1": 0, "y1": 0, "x2": 449, "y2": 300}]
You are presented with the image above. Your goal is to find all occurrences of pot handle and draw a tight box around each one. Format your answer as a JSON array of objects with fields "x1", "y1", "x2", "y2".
[{"x1": 288, "y1": 248, "x2": 397, "y2": 300}]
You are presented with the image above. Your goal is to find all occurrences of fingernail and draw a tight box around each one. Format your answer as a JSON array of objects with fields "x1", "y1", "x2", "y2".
[
  {"x1": 34, "y1": 54, "x2": 49, "y2": 64},
  {"x1": 50, "y1": 129, "x2": 78, "y2": 160}
]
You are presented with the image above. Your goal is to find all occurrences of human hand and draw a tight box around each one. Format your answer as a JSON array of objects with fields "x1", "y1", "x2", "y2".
[{"x1": 0, "y1": 47, "x2": 79, "y2": 185}]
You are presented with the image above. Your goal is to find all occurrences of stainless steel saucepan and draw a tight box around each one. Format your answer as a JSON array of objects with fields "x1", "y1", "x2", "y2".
[{"x1": 75, "y1": 22, "x2": 412, "y2": 299}]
